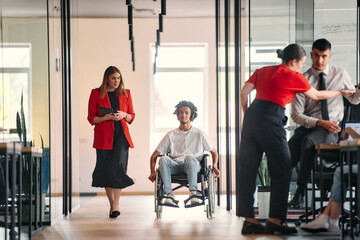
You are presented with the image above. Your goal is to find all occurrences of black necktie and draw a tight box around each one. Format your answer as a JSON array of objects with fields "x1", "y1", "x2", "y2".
[{"x1": 319, "y1": 72, "x2": 329, "y2": 120}]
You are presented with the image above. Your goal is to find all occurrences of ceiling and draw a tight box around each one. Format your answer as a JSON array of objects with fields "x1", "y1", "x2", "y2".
[
  {"x1": 78, "y1": 0, "x2": 215, "y2": 18},
  {"x1": 1, "y1": 0, "x2": 215, "y2": 18},
  {"x1": 1, "y1": 0, "x2": 294, "y2": 18}
]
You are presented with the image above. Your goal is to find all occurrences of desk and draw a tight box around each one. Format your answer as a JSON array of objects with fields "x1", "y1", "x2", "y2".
[
  {"x1": 310, "y1": 143, "x2": 340, "y2": 222},
  {"x1": 339, "y1": 139, "x2": 360, "y2": 239},
  {"x1": 0, "y1": 142, "x2": 22, "y2": 240}
]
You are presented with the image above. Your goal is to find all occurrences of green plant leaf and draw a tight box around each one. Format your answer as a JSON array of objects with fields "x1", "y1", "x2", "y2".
[
  {"x1": 20, "y1": 90, "x2": 27, "y2": 147},
  {"x1": 40, "y1": 134, "x2": 44, "y2": 149},
  {"x1": 257, "y1": 154, "x2": 271, "y2": 186},
  {"x1": 16, "y1": 111, "x2": 22, "y2": 144}
]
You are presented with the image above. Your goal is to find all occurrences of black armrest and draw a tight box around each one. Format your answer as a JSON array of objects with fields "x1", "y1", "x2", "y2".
[{"x1": 200, "y1": 154, "x2": 209, "y2": 174}]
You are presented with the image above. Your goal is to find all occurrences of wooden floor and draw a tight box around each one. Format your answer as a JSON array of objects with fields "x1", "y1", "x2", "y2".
[{"x1": 31, "y1": 195, "x2": 340, "y2": 240}]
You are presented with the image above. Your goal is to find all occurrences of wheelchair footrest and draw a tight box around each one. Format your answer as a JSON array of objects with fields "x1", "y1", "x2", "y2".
[
  {"x1": 184, "y1": 202, "x2": 205, "y2": 208},
  {"x1": 160, "y1": 203, "x2": 180, "y2": 208},
  {"x1": 158, "y1": 195, "x2": 180, "y2": 208},
  {"x1": 183, "y1": 194, "x2": 205, "y2": 208}
]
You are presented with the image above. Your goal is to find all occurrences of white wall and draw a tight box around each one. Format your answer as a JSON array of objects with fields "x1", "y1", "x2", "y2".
[{"x1": 78, "y1": 18, "x2": 216, "y2": 193}]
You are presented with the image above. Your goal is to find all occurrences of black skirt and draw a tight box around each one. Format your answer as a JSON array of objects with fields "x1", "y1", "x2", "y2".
[{"x1": 92, "y1": 122, "x2": 134, "y2": 189}]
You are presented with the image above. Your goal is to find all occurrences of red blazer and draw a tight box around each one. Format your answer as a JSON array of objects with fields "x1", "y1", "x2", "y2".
[{"x1": 87, "y1": 88, "x2": 135, "y2": 149}]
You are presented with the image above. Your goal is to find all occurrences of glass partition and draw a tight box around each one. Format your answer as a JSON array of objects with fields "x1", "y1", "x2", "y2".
[
  {"x1": 314, "y1": 0, "x2": 358, "y2": 84},
  {"x1": 250, "y1": 0, "x2": 295, "y2": 74},
  {"x1": 244, "y1": 0, "x2": 359, "y2": 217},
  {"x1": 150, "y1": 45, "x2": 208, "y2": 151},
  {"x1": 247, "y1": 0, "x2": 296, "y2": 211},
  {"x1": 249, "y1": 0, "x2": 297, "y2": 142},
  {"x1": 0, "y1": 0, "x2": 51, "y2": 235},
  {"x1": 216, "y1": 0, "x2": 359, "y2": 218}
]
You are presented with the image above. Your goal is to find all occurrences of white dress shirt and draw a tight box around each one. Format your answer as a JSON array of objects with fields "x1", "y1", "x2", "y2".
[{"x1": 291, "y1": 64, "x2": 360, "y2": 128}]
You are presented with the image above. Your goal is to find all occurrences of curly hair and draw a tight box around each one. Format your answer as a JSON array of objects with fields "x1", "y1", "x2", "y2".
[{"x1": 173, "y1": 100, "x2": 198, "y2": 122}]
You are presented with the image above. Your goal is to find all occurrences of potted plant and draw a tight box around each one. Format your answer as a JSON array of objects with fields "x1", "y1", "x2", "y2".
[
  {"x1": 257, "y1": 154, "x2": 270, "y2": 219},
  {"x1": 16, "y1": 91, "x2": 45, "y2": 223}
]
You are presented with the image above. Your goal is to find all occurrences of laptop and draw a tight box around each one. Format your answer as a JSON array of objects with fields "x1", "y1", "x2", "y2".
[{"x1": 344, "y1": 122, "x2": 360, "y2": 140}]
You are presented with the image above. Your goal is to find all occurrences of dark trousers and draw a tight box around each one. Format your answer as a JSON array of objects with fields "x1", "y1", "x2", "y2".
[
  {"x1": 288, "y1": 126, "x2": 337, "y2": 191},
  {"x1": 237, "y1": 99, "x2": 291, "y2": 221}
]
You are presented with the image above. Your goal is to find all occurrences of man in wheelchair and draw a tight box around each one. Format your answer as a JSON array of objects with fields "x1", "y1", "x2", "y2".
[{"x1": 148, "y1": 100, "x2": 220, "y2": 207}]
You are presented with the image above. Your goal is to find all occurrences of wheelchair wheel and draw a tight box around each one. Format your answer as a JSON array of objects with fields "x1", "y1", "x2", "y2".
[
  {"x1": 206, "y1": 166, "x2": 215, "y2": 219},
  {"x1": 154, "y1": 172, "x2": 163, "y2": 218},
  {"x1": 156, "y1": 203, "x2": 162, "y2": 218}
]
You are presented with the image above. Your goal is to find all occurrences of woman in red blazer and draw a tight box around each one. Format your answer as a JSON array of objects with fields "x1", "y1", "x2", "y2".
[{"x1": 87, "y1": 66, "x2": 135, "y2": 218}]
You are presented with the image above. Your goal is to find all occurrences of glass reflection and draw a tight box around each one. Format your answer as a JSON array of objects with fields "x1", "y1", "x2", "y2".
[{"x1": 0, "y1": 0, "x2": 50, "y2": 237}]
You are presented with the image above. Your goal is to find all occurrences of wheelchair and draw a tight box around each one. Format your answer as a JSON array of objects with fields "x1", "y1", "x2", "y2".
[{"x1": 154, "y1": 154, "x2": 216, "y2": 219}]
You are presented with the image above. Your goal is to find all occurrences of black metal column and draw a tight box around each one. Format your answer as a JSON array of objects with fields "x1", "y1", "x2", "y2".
[
  {"x1": 224, "y1": 0, "x2": 232, "y2": 211},
  {"x1": 234, "y1": 0, "x2": 242, "y2": 217},
  {"x1": 357, "y1": 0, "x2": 360, "y2": 85},
  {"x1": 46, "y1": 0, "x2": 52, "y2": 224},
  {"x1": 215, "y1": 0, "x2": 221, "y2": 207},
  {"x1": 60, "y1": 0, "x2": 72, "y2": 216}
]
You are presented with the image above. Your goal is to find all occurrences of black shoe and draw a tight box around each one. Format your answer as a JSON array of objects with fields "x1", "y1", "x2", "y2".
[
  {"x1": 264, "y1": 221, "x2": 297, "y2": 235},
  {"x1": 241, "y1": 221, "x2": 265, "y2": 234},
  {"x1": 288, "y1": 191, "x2": 304, "y2": 209},
  {"x1": 109, "y1": 210, "x2": 120, "y2": 218}
]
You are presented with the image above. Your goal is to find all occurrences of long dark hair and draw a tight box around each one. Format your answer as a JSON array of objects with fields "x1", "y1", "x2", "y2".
[
  {"x1": 99, "y1": 66, "x2": 127, "y2": 99},
  {"x1": 277, "y1": 43, "x2": 306, "y2": 63}
]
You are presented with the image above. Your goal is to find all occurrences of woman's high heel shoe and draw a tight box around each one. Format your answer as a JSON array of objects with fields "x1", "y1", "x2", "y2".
[
  {"x1": 109, "y1": 206, "x2": 121, "y2": 218},
  {"x1": 111, "y1": 210, "x2": 120, "y2": 217}
]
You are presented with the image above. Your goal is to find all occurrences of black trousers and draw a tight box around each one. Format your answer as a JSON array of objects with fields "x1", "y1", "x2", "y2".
[
  {"x1": 288, "y1": 126, "x2": 337, "y2": 190},
  {"x1": 238, "y1": 99, "x2": 291, "y2": 221}
]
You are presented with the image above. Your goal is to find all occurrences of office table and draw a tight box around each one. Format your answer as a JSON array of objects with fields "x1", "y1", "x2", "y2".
[{"x1": 339, "y1": 139, "x2": 360, "y2": 239}]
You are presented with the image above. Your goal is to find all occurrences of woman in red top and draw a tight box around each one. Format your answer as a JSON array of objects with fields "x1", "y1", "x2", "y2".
[
  {"x1": 87, "y1": 66, "x2": 135, "y2": 218},
  {"x1": 238, "y1": 44, "x2": 354, "y2": 234}
]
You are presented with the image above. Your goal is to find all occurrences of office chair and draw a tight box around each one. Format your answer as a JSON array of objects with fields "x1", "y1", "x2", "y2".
[{"x1": 298, "y1": 97, "x2": 360, "y2": 224}]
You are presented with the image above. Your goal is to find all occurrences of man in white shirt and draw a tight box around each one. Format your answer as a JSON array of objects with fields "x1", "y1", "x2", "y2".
[
  {"x1": 148, "y1": 100, "x2": 220, "y2": 206},
  {"x1": 288, "y1": 38, "x2": 360, "y2": 208}
]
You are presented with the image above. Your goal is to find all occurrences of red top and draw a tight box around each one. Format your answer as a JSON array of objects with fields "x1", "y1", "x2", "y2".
[
  {"x1": 247, "y1": 64, "x2": 311, "y2": 108},
  {"x1": 87, "y1": 88, "x2": 135, "y2": 149}
]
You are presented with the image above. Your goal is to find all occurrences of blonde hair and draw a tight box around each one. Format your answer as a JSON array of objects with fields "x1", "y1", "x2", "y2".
[{"x1": 99, "y1": 66, "x2": 127, "y2": 98}]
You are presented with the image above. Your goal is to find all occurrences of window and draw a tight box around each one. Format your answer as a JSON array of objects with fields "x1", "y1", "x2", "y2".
[
  {"x1": 0, "y1": 44, "x2": 32, "y2": 142},
  {"x1": 150, "y1": 44, "x2": 208, "y2": 150}
]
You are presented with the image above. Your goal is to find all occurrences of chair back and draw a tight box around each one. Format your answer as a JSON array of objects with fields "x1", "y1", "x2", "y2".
[
  {"x1": 313, "y1": 96, "x2": 360, "y2": 189},
  {"x1": 339, "y1": 96, "x2": 360, "y2": 140},
  {"x1": 0, "y1": 161, "x2": 7, "y2": 205}
]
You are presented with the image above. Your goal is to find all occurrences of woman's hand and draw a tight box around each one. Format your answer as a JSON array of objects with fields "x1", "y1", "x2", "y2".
[
  {"x1": 92, "y1": 113, "x2": 115, "y2": 124},
  {"x1": 304, "y1": 87, "x2": 354, "y2": 100},
  {"x1": 340, "y1": 89, "x2": 355, "y2": 96},
  {"x1": 112, "y1": 110, "x2": 128, "y2": 121},
  {"x1": 240, "y1": 82, "x2": 255, "y2": 113},
  {"x1": 103, "y1": 113, "x2": 115, "y2": 121}
]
